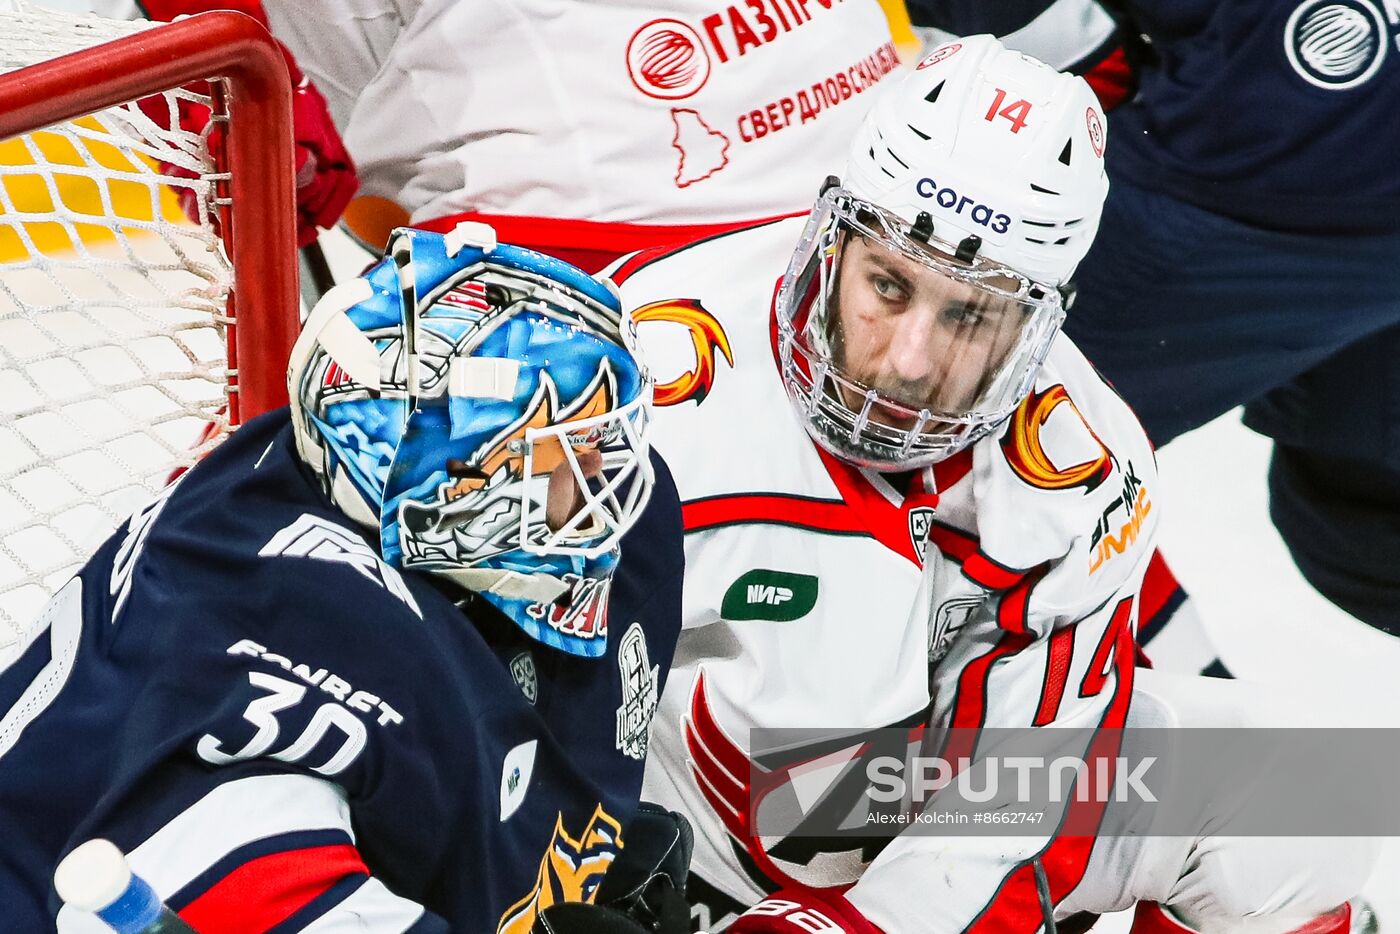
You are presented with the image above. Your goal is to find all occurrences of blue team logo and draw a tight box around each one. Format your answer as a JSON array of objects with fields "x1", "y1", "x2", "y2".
[{"x1": 1285, "y1": 0, "x2": 1391, "y2": 90}]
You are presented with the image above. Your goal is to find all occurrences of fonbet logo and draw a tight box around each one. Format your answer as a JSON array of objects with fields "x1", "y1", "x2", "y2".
[
  {"x1": 1285, "y1": 0, "x2": 1392, "y2": 90},
  {"x1": 721, "y1": 569, "x2": 819, "y2": 622},
  {"x1": 627, "y1": 18, "x2": 712, "y2": 100}
]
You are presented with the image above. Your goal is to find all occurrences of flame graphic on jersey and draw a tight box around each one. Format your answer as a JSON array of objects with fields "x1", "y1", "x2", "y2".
[
  {"x1": 631, "y1": 298, "x2": 733, "y2": 406},
  {"x1": 1001, "y1": 384, "x2": 1113, "y2": 493},
  {"x1": 497, "y1": 804, "x2": 624, "y2": 933}
]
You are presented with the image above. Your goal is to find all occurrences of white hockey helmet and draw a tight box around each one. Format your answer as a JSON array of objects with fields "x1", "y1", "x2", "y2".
[{"x1": 776, "y1": 35, "x2": 1110, "y2": 470}]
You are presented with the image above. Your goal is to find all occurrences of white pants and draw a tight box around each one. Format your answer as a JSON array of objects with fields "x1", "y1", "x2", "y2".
[{"x1": 1056, "y1": 670, "x2": 1378, "y2": 933}]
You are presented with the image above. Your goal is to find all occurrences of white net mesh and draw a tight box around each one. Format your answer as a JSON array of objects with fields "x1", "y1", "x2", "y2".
[{"x1": 0, "y1": 4, "x2": 235, "y2": 641}]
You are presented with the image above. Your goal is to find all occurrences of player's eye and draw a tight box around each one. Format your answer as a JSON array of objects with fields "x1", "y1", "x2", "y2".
[
  {"x1": 941, "y1": 302, "x2": 986, "y2": 327},
  {"x1": 871, "y1": 274, "x2": 907, "y2": 301}
]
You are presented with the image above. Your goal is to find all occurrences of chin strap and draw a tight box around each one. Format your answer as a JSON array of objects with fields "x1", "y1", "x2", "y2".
[{"x1": 436, "y1": 567, "x2": 571, "y2": 606}]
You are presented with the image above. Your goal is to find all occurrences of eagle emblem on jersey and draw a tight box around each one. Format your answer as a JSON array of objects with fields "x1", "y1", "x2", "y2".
[
  {"x1": 631, "y1": 299, "x2": 733, "y2": 406},
  {"x1": 497, "y1": 804, "x2": 624, "y2": 933},
  {"x1": 1000, "y1": 384, "x2": 1113, "y2": 493}
]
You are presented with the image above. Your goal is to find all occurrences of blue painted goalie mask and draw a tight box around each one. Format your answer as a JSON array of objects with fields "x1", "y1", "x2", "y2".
[{"x1": 288, "y1": 224, "x2": 654, "y2": 657}]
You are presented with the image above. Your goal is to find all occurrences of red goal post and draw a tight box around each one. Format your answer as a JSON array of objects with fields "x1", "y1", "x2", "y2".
[{"x1": 0, "y1": 7, "x2": 299, "y2": 636}]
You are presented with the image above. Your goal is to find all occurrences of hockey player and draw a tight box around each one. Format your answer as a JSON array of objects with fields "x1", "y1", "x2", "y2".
[
  {"x1": 612, "y1": 37, "x2": 1372, "y2": 932},
  {"x1": 0, "y1": 227, "x2": 688, "y2": 932},
  {"x1": 906, "y1": 0, "x2": 1400, "y2": 641},
  {"x1": 52, "y1": 0, "x2": 899, "y2": 269},
  {"x1": 896, "y1": 0, "x2": 1225, "y2": 680}
]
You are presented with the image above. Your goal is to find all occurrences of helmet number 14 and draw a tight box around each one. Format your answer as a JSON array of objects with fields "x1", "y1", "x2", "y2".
[{"x1": 985, "y1": 88, "x2": 1032, "y2": 134}]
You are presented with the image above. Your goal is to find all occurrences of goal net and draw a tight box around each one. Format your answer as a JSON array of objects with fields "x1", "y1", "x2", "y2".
[{"x1": 0, "y1": 3, "x2": 298, "y2": 642}]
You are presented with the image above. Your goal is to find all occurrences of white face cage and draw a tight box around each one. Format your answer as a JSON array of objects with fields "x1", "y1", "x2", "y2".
[
  {"x1": 776, "y1": 186, "x2": 1067, "y2": 471},
  {"x1": 519, "y1": 387, "x2": 654, "y2": 560},
  {"x1": 414, "y1": 263, "x2": 656, "y2": 565}
]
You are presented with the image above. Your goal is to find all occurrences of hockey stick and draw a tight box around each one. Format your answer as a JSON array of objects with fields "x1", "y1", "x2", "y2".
[
  {"x1": 300, "y1": 239, "x2": 337, "y2": 308},
  {"x1": 1034, "y1": 858, "x2": 1059, "y2": 934}
]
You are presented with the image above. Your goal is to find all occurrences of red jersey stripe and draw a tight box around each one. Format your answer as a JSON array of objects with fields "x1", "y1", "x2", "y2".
[
  {"x1": 1137, "y1": 550, "x2": 1182, "y2": 629},
  {"x1": 963, "y1": 552, "x2": 1033, "y2": 591},
  {"x1": 682, "y1": 494, "x2": 865, "y2": 537},
  {"x1": 927, "y1": 520, "x2": 979, "y2": 564},
  {"x1": 177, "y1": 844, "x2": 368, "y2": 934},
  {"x1": 966, "y1": 602, "x2": 1137, "y2": 931},
  {"x1": 994, "y1": 564, "x2": 1050, "y2": 636},
  {"x1": 1034, "y1": 626, "x2": 1077, "y2": 727},
  {"x1": 687, "y1": 672, "x2": 754, "y2": 785}
]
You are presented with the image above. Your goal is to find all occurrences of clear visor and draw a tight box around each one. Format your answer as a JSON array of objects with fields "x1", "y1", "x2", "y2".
[
  {"x1": 518, "y1": 388, "x2": 654, "y2": 559},
  {"x1": 776, "y1": 188, "x2": 1065, "y2": 468}
]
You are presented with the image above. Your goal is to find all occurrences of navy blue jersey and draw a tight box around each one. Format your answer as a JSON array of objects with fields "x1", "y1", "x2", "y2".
[
  {"x1": 0, "y1": 410, "x2": 683, "y2": 933},
  {"x1": 907, "y1": 0, "x2": 1400, "y2": 234}
]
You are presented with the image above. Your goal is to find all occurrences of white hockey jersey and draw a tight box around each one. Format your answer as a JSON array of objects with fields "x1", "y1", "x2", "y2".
[
  {"x1": 257, "y1": 0, "x2": 900, "y2": 236},
  {"x1": 615, "y1": 216, "x2": 1160, "y2": 931}
]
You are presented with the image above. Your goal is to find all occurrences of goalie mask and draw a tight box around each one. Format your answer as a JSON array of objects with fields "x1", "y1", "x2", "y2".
[
  {"x1": 289, "y1": 223, "x2": 653, "y2": 657},
  {"x1": 777, "y1": 35, "x2": 1109, "y2": 470}
]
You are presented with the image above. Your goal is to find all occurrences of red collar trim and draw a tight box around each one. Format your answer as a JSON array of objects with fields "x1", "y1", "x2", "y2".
[
  {"x1": 764, "y1": 284, "x2": 975, "y2": 566},
  {"x1": 417, "y1": 210, "x2": 806, "y2": 280}
]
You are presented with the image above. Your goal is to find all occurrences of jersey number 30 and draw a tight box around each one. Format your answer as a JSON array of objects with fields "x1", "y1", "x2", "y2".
[{"x1": 197, "y1": 672, "x2": 367, "y2": 776}]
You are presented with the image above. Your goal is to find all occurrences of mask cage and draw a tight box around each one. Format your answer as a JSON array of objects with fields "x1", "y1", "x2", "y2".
[{"x1": 775, "y1": 187, "x2": 1066, "y2": 470}]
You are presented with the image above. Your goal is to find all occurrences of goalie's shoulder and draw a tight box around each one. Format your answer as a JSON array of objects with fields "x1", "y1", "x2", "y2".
[{"x1": 108, "y1": 412, "x2": 454, "y2": 655}]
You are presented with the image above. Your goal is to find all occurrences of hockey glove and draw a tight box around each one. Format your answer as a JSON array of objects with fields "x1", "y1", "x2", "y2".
[
  {"x1": 534, "y1": 803, "x2": 693, "y2": 934},
  {"x1": 137, "y1": 0, "x2": 358, "y2": 246},
  {"x1": 726, "y1": 888, "x2": 884, "y2": 934},
  {"x1": 285, "y1": 68, "x2": 358, "y2": 246},
  {"x1": 1083, "y1": 45, "x2": 1135, "y2": 112}
]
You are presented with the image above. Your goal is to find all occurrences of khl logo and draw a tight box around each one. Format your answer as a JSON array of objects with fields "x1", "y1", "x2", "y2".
[
  {"x1": 908, "y1": 506, "x2": 936, "y2": 563},
  {"x1": 1285, "y1": 0, "x2": 1397, "y2": 90}
]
